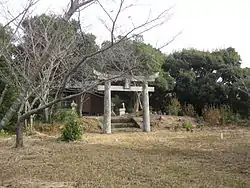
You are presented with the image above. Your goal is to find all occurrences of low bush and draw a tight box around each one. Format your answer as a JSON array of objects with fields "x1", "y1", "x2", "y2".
[
  {"x1": 202, "y1": 106, "x2": 221, "y2": 126},
  {"x1": 168, "y1": 98, "x2": 182, "y2": 116},
  {"x1": 60, "y1": 108, "x2": 82, "y2": 142},
  {"x1": 183, "y1": 121, "x2": 192, "y2": 131},
  {"x1": 220, "y1": 105, "x2": 235, "y2": 125},
  {"x1": 0, "y1": 129, "x2": 9, "y2": 137},
  {"x1": 57, "y1": 108, "x2": 74, "y2": 122},
  {"x1": 195, "y1": 114, "x2": 204, "y2": 124},
  {"x1": 183, "y1": 103, "x2": 196, "y2": 117},
  {"x1": 202, "y1": 105, "x2": 247, "y2": 126}
]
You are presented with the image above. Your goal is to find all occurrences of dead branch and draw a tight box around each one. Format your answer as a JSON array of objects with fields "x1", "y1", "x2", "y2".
[
  {"x1": 157, "y1": 30, "x2": 183, "y2": 50},
  {"x1": 97, "y1": 0, "x2": 125, "y2": 44},
  {"x1": 2, "y1": 0, "x2": 39, "y2": 29},
  {"x1": 64, "y1": 0, "x2": 95, "y2": 21}
]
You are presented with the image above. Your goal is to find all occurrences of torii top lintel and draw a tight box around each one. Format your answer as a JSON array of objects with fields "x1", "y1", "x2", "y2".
[{"x1": 93, "y1": 70, "x2": 159, "y2": 82}]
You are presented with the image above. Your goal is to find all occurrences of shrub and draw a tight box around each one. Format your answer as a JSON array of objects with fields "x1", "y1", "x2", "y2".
[
  {"x1": 59, "y1": 108, "x2": 74, "y2": 122},
  {"x1": 60, "y1": 108, "x2": 82, "y2": 142},
  {"x1": 168, "y1": 98, "x2": 182, "y2": 116},
  {"x1": 183, "y1": 104, "x2": 196, "y2": 117},
  {"x1": 182, "y1": 121, "x2": 192, "y2": 131},
  {"x1": 0, "y1": 129, "x2": 9, "y2": 137},
  {"x1": 51, "y1": 107, "x2": 78, "y2": 123},
  {"x1": 195, "y1": 114, "x2": 204, "y2": 124},
  {"x1": 220, "y1": 105, "x2": 234, "y2": 125},
  {"x1": 202, "y1": 106, "x2": 221, "y2": 126},
  {"x1": 185, "y1": 121, "x2": 191, "y2": 129}
]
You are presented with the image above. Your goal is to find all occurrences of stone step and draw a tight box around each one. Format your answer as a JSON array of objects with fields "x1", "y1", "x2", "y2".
[
  {"x1": 111, "y1": 117, "x2": 133, "y2": 123},
  {"x1": 112, "y1": 127, "x2": 142, "y2": 132},
  {"x1": 132, "y1": 117, "x2": 143, "y2": 129},
  {"x1": 111, "y1": 122, "x2": 138, "y2": 128}
]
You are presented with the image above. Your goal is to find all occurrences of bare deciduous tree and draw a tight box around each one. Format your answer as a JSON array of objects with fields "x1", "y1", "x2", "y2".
[{"x1": 0, "y1": 0, "x2": 172, "y2": 148}]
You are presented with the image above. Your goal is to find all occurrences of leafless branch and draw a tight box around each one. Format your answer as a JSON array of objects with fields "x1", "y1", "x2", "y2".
[
  {"x1": 2, "y1": 0, "x2": 39, "y2": 29},
  {"x1": 157, "y1": 30, "x2": 183, "y2": 50}
]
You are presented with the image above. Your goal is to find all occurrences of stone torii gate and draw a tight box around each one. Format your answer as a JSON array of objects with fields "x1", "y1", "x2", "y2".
[{"x1": 94, "y1": 70, "x2": 159, "y2": 133}]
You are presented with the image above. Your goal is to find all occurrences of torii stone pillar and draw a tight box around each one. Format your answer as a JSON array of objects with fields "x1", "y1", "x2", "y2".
[
  {"x1": 103, "y1": 80, "x2": 111, "y2": 134},
  {"x1": 143, "y1": 81, "x2": 150, "y2": 132}
]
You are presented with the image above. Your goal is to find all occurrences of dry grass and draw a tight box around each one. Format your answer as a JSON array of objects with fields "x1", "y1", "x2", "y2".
[{"x1": 0, "y1": 128, "x2": 250, "y2": 188}]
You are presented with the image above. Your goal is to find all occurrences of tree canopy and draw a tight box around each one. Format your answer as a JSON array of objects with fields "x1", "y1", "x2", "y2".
[{"x1": 163, "y1": 47, "x2": 250, "y2": 117}]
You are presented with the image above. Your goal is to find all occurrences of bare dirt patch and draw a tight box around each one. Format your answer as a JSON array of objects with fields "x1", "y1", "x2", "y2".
[
  {"x1": 0, "y1": 129, "x2": 250, "y2": 188},
  {"x1": 150, "y1": 115, "x2": 198, "y2": 129}
]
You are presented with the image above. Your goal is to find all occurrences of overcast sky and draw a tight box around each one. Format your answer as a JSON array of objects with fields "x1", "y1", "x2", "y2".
[{"x1": 2, "y1": 0, "x2": 250, "y2": 67}]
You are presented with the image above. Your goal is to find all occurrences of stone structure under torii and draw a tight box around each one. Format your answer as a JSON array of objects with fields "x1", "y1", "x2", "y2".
[{"x1": 93, "y1": 70, "x2": 159, "y2": 133}]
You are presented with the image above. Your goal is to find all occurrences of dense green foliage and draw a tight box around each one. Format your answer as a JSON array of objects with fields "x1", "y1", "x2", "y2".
[
  {"x1": 0, "y1": 129, "x2": 9, "y2": 137},
  {"x1": 60, "y1": 108, "x2": 82, "y2": 142},
  {"x1": 163, "y1": 48, "x2": 250, "y2": 118}
]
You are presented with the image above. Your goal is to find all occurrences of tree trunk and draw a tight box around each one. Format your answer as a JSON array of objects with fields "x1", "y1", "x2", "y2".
[
  {"x1": 103, "y1": 81, "x2": 111, "y2": 134},
  {"x1": 30, "y1": 115, "x2": 34, "y2": 132},
  {"x1": 0, "y1": 92, "x2": 25, "y2": 129},
  {"x1": 133, "y1": 92, "x2": 142, "y2": 113},
  {"x1": 133, "y1": 92, "x2": 139, "y2": 113},
  {"x1": 78, "y1": 94, "x2": 84, "y2": 117},
  {"x1": 0, "y1": 84, "x2": 8, "y2": 107},
  {"x1": 24, "y1": 101, "x2": 28, "y2": 127},
  {"x1": 15, "y1": 118, "x2": 24, "y2": 148},
  {"x1": 139, "y1": 93, "x2": 143, "y2": 109},
  {"x1": 49, "y1": 104, "x2": 55, "y2": 122},
  {"x1": 143, "y1": 82, "x2": 150, "y2": 132},
  {"x1": 44, "y1": 108, "x2": 49, "y2": 123}
]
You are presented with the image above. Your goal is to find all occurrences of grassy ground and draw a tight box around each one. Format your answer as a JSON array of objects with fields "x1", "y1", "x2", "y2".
[{"x1": 0, "y1": 128, "x2": 250, "y2": 188}]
